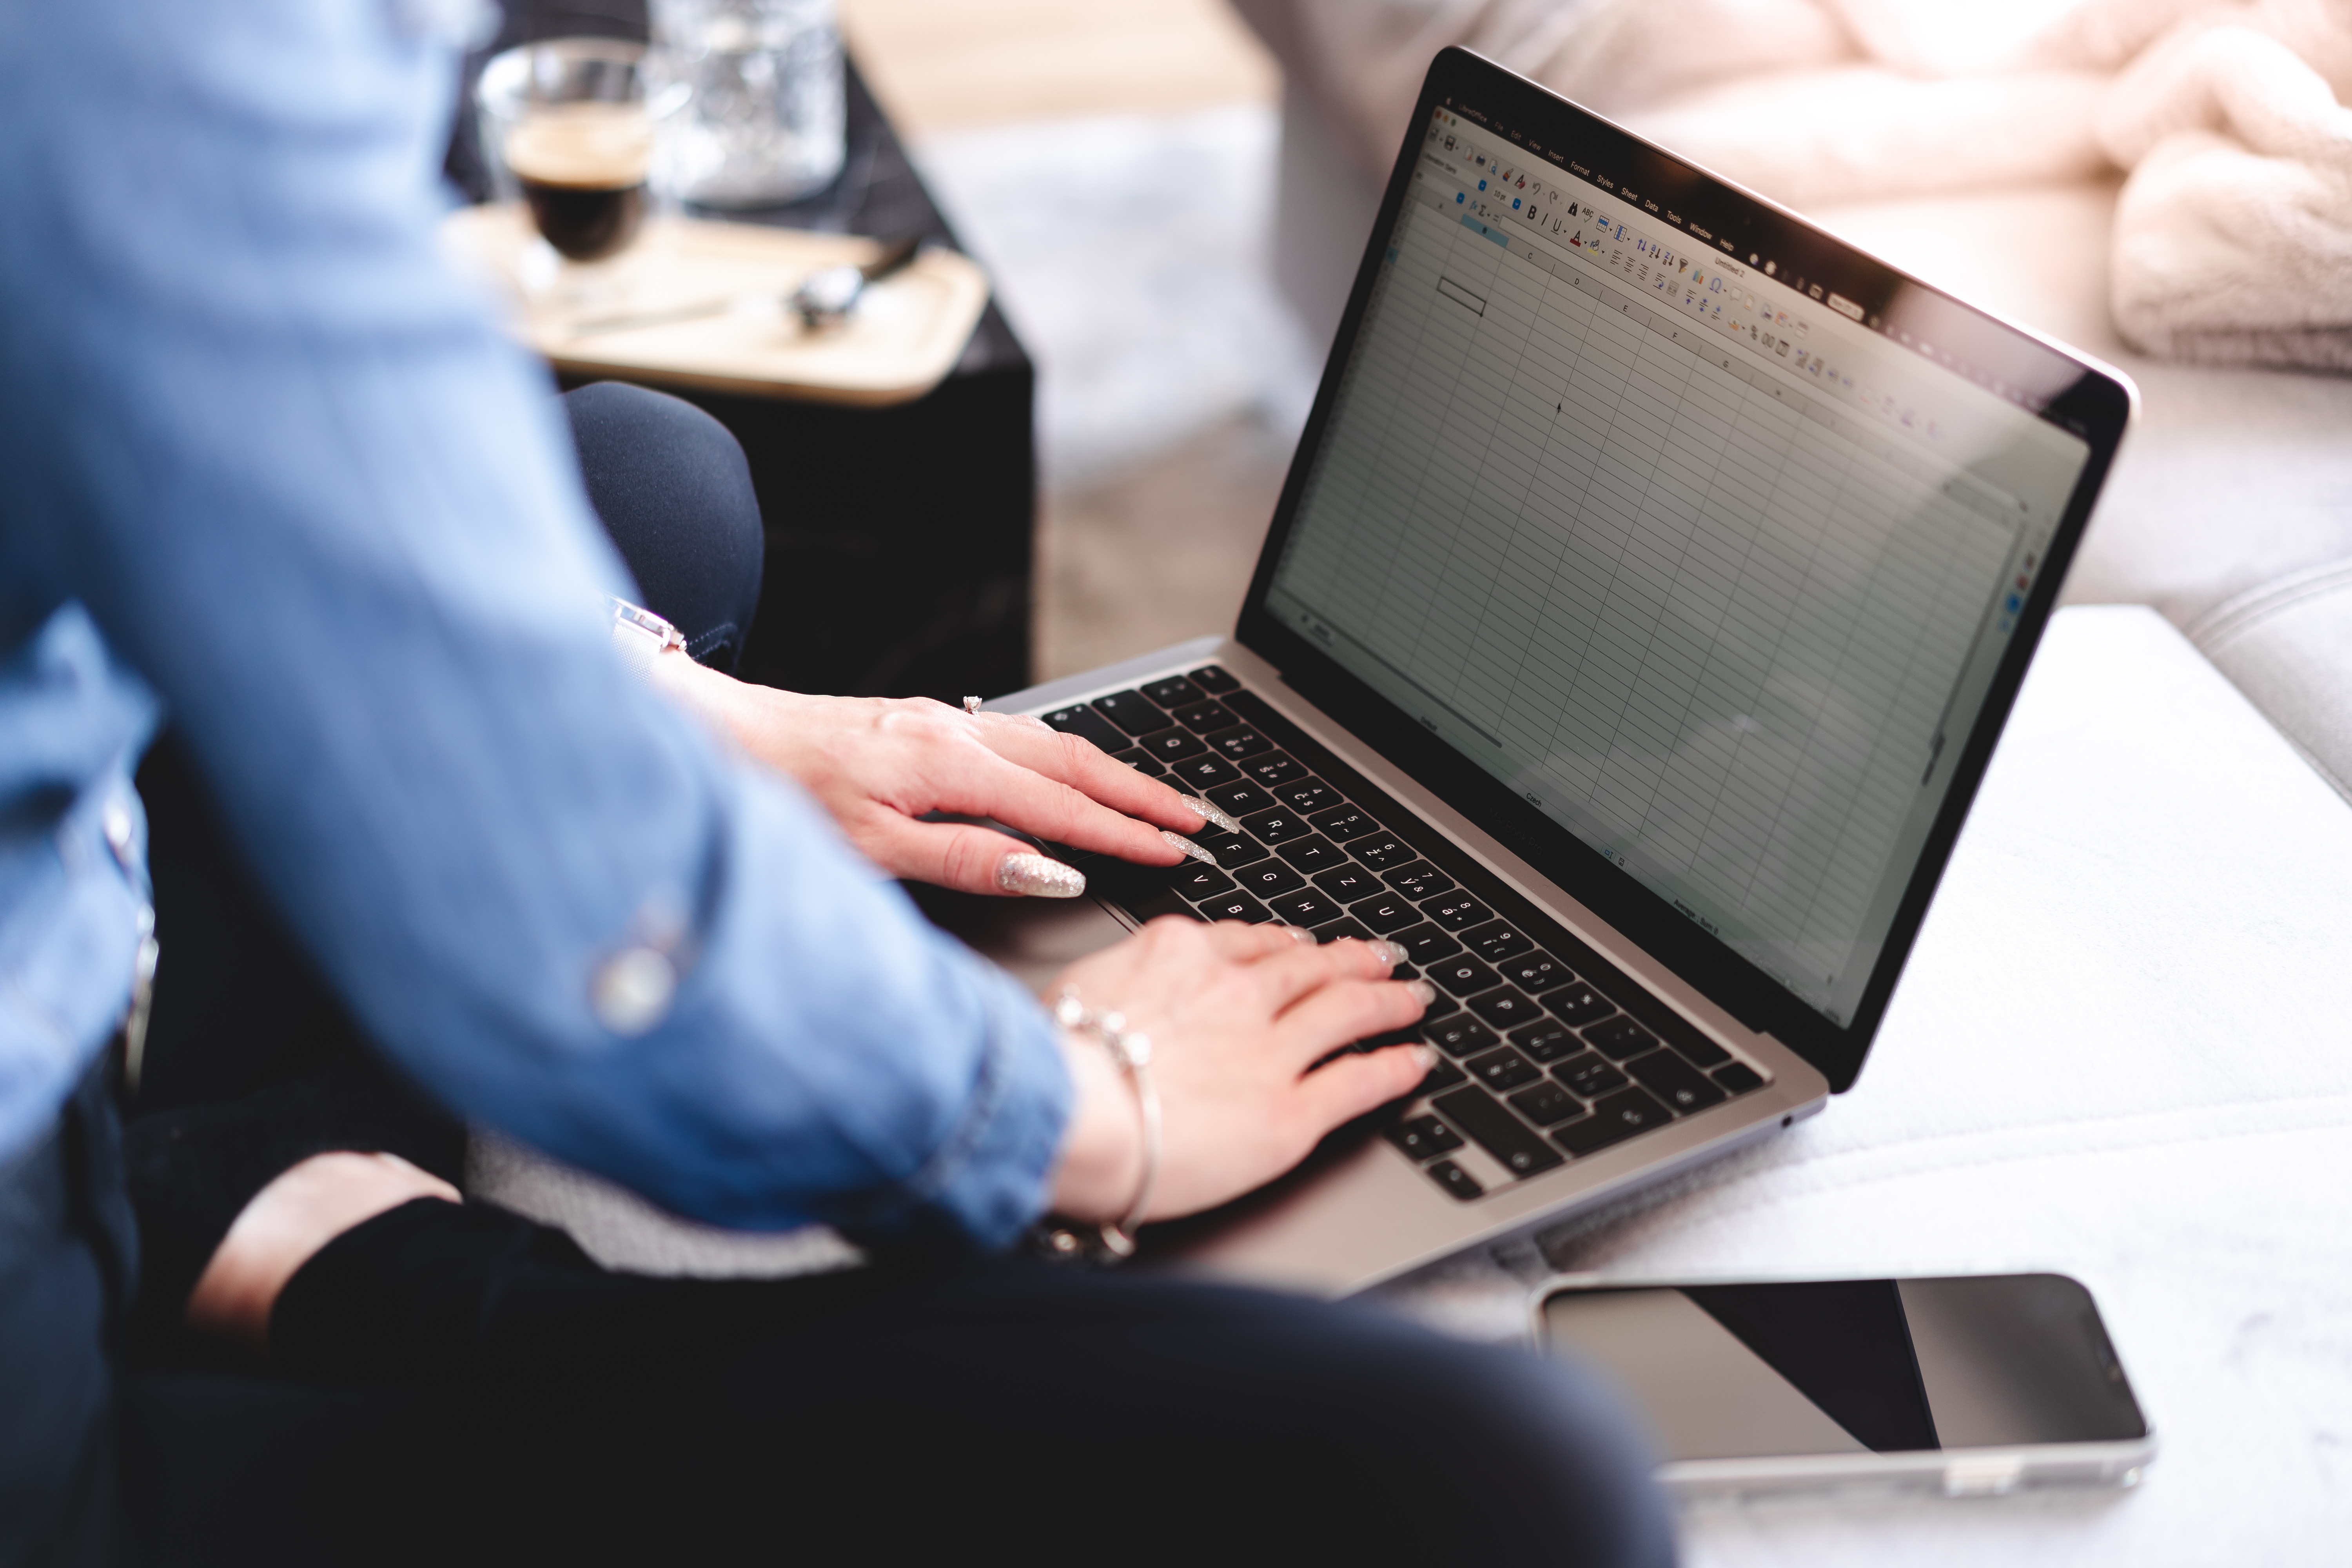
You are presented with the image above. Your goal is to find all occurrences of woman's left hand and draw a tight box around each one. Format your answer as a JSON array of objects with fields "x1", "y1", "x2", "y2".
[{"x1": 650, "y1": 659, "x2": 1210, "y2": 894}]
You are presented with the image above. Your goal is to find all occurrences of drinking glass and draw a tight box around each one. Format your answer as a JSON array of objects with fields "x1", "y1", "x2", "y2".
[
  {"x1": 476, "y1": 39, "x2": 687, "y2": 264},
  {"x1": 650, "y1": 0, "x2": 847, "y2": 208}
]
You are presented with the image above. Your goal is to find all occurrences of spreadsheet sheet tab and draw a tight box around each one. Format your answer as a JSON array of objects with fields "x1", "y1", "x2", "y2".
[{"x1": 1267, "y1": 115, "x2": 2090, "y2": 1021}]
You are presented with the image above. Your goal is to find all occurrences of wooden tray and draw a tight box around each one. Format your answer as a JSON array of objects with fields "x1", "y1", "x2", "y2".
[{"x1": 440, "y1": 204, "x2": 991, "y2": 407}]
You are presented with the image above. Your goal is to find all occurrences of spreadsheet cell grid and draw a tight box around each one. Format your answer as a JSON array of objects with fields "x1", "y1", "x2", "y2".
[{"x1": 1274, "y1": 187, "x2": 2025, "y2": 976}]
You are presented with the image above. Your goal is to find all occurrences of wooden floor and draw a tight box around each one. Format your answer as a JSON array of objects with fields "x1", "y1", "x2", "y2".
[{"x1": 837, "y1": 0, "x2": 1276, "y2": 139}]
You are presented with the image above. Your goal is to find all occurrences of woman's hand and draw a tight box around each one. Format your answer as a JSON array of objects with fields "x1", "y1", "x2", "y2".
[
  {"x1": 1047, "y1": 919, "x2": 1441, "y2": 1226},
  {"x1": 650, "y1": 657, "x2": 1211, "y2": 894}
]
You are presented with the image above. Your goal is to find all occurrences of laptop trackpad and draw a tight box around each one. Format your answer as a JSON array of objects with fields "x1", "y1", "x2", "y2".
[{"x1": 906, "y1": 882, "x2": 1132, "y2": 995}]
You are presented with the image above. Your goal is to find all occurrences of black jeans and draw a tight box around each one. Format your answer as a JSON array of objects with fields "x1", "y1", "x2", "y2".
[{"x1": 5, "y1": 384, "x2": 1673, "y2": 1566}]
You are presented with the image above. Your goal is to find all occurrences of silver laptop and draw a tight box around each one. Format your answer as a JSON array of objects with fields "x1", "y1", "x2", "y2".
[{"x1": 938, "y1": 48, "x2": 2134, "y2": 1297}]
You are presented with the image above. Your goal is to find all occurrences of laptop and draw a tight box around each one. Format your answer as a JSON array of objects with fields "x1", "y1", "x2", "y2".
[{"x1": 939, "y1": 47, "x2": 2134, "y2": 1297}]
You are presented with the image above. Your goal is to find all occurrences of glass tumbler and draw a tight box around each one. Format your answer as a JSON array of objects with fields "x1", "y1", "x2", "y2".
[
  {"x1": 650, "y1": 0, "x2": 847, "y2": 208},
  {"x1": 477, "y1": 39, "x2": 688, "y2": 262}
]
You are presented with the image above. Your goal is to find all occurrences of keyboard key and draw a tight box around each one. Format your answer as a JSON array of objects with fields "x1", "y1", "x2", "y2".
[
  {"x1": 1393, "y1": 923, "x2": 1463, "y2": 967},
  {"x1": 1552, "y1": 1087, "x2": 1673, "y2": 1156},
  {"x1": 1311, "y1": 864, "x2": 1383, "y2": 903},
  {"x1": 1123, "y1": 886, "x2": 1204, "y2": 924},
  {"x1": 1195, "y1": 830, "x2": 1266, "y2": 867},
  {"x1": 1309, "y1": 916, "x2": 1371, "y2": 946},
  {"x1": 1139, "y1": 728, "x2": 1208, "y2": 763},
  {"x1": 1166, "y1": 754, "x2": 1241, "y2": 791},
  {"x1": 1382, "y1": 861, "x2": 1455, "y2": 901},
  {"x1": 1187, "y1": 664, "x2": 1240, "y2": 694},
  {"x1": 1141, "y1": 675, "x2": 1203, "y2": 709},
  {"x1": 1461, "y1": 921, "x2": 1533, "y2": 964},
  {"x1": 1553, "y1": 1053, "x2": 1628, "y2": 1099},
  {"x1": 1507, "y1": 1081, "x2": 1588, "y2": 1127},
  {"x1": 1044, "y1": 704, "x2": 1135, "y2": 752},
  {"x1": 1433, "y1": 1087, "x2": 1566, "y2": 1177},
  {"x1": 1239, "y1": 808, "x2": 1313, "y2": 845},
  {"x1": 1419, "y1": 1057, "x2": 1467, "y2": 1093},
  {"x1": 1268, "y1": 889, "x2": 1344, "y2": 927},
  {"x1": 1385, "y1": 1115, "x2": 1464, "y2": 1162},
  {"x1": 1310, "y1": 804, "x2": 1381, "y2": 842},
  {"x1": 1205, "y1": 780, "x2": 1276, "y2": 819},
  {"x1": 1195, "y1": 891, "x2": 1273, "y2": 924},
  {"x1": 1108, "y1": 747, "x2": 1167, "y2": 779},
  {"x1": 1173, "y1": 699, "x2": 1237, "y2": 733},
  {"x1": 1507, "y1": 1019, "x2": 1581, "y2": 1064},
  {"x1": 1673, "y1": 1032, "x2": 1732, "y2": 1070},
  {"x1": 1170, "y1": 865, "x2": 1235, "y2": 900},
  {"x1": 1467, "y1": 985, "x2": 1543, "y2": 1030},
  {"x1": 1233, "y1": 860, "x2": 1305, "y2": 898},
  {"x1": 1351, "y1": 833, "x2": 1415, "y2": 871},
  {"x1": 1584, "y1": 1017, "x2": 1659, "y2": 1061},
  {"x1": 1465, "y1": 1046, "x2": 1541, "y2": 1092},
  {"x1": 1499, "y1": 952, "x2": 1573, "y2": 995},
  {"x1": 1090, "y1": 690, "x2": 1173, "y2": 737},
  {"x1": 1626, "y1": 1051, "x2": 1727, "y2": 1114},
  {"x1": 1424, "y1": 1158, "x2": 1484, "y2": 1200},
  {"x1": 1348, "y1": 893, "x2": 1421, "y2": 935},
  {"x1": 1276, "y1": 836, "x2": 1350, "y2": 874},
  {"x1": 1423, "y1": 1014, "x2": 1499, "y2": 1057},
  {"x1": 1274, "y1": 780, "x2": 1338, "y2": 815},
  {"x1": 1241, "y1": 752, "x2": 1308, "y2": 788},
  {"x1": 1426, "y1": 955, "x2": 1501, "y2": 997},
  {"x1": 1205, "y1": 726, "x2": 1274, "y2": 760},
  {"x1": 1713, "y1": 1062, "x2": 1766, "y2": 1096},
  {"x1": 1423, "y1": 894, "x2": 1494, "y2": 932},
  {"x1": 1546, "y1": 982, "x2": 1615, "y2": 1026}
]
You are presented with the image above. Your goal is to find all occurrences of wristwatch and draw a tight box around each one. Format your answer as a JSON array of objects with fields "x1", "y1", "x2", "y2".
[{"x1": 609, "y1": 597, "x2": 686, "y2": 677}]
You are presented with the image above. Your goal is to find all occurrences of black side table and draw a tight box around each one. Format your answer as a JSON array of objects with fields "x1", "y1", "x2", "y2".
[{"x1": 455, "y1": 12, "x2": 1036, "y2": 702}]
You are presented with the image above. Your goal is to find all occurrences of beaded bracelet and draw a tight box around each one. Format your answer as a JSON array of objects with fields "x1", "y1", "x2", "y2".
[{"x1": 1038, "y1": 987, "x2": 1161, "y2": 1262}]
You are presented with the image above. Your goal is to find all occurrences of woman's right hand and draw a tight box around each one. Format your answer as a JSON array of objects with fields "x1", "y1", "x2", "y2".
[{"x1": 1047, "y1": 918, "x2": 1441, "y2": 1227}]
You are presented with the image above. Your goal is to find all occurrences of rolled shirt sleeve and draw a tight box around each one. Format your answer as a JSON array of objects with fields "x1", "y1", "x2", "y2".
[{"x1": 0, "y1": 0, "x2": 1069, "y2": 1246}]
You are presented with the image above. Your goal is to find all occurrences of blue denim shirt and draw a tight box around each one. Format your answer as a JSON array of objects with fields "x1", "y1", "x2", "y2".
[{"x1": 0, "y1": 0, "x2": 1069, "y2": 1247}]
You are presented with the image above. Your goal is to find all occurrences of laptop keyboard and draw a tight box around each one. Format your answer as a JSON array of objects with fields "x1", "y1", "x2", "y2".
[{"x1": 1038, "y1": 664, "x2": 1770, "y2": 1203}]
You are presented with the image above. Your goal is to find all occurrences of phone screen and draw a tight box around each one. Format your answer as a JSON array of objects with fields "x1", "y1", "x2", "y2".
[{"x1": 1540, "y1": 1274, "x2": 2147, "y2": 1459}]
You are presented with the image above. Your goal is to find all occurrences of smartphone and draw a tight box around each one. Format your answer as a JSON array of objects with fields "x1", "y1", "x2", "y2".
[{"x1": 1533, "y1": 1272, "x2": 2154, "y2": 1499}]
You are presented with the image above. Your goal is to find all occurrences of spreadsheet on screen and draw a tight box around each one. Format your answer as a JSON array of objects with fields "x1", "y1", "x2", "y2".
[{"x1": 1266, "y1": 109, "x2": 2090, "y2": 1022}]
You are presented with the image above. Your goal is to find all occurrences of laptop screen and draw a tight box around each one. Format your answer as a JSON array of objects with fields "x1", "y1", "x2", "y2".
[{"x1": 1260, "y1": 93, "x2": 2100, "y2": 1029}]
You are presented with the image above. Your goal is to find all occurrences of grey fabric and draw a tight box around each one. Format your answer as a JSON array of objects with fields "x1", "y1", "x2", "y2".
[{"x1": 2190, "y1": 556, "x2": 2352, "y2": 803}]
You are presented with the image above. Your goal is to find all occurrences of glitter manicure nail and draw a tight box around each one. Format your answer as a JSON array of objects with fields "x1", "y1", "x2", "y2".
[
  {"x1": 1370, "y1": 939, "x2": 1410, "y2": 969},
  {"x1": 997, "y1": 852, "x2": 1086, "y2": 898},
  {"x1": 1180, "y1": 797, "x2": 1244, "y2": 835},
  {"x1": 1161, "y1": 830, "x2": 1217, "y2": 866}
]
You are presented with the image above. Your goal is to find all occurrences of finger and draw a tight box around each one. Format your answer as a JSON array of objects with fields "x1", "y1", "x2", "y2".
[
  {"x1": 1273, "y1": 977, "x2": 1436, "y2": 1064},
  {"x1": 918, "y1": 744, "x2": 1191, "y2": 869},
  {"x1": 1245, "y1": 936, "x2": 1408, "y2": 1013},
  {"x1": 855, "y1": 815, "x2": 1086, "y2": 898},
  {"x1": 968, "y1": 718, "x2": 1207, "y2": 833},
  {"x1": 1293, "y1": 1043, "x2": 1439, "y2": 1129},
  {"x1": 1194, "y1": 920, "x2": 1314, "y2": 964}
]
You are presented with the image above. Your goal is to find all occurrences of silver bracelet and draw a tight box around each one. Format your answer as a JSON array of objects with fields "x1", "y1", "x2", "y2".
[{"x1": 1044, "y1": 987, "x2": 1160, "y2": 1261}]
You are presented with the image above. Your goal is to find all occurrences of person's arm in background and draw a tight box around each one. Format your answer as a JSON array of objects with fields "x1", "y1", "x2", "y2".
[
  {"x1": 0, "y1": 0, "x2": 1431, "y2": 1247},
  {"x1": 0, "y1": 0, "x2": 1060, "y2": 1246}
]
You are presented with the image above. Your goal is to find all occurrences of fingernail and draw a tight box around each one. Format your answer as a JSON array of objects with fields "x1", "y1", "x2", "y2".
[
  {"x1": 1287, "y1": 926, "x2": 1318, "y2": 946},
  {"x1": 1180, "y1": 797, "x2": 1244, "y2": 835},
  {"x1": 1405, "y1": 979, "x2": 1438, "y2": 1007},
  {"x1": 1161, "y1": 830, "x2": 1216, "y2": 866},
  {"x1": 1369, "y1": 939, "x2": 1409, "y2": 971},
  {"x1": 998, "y1": 852, "x2": 1086, "y2": 898},
  {"x1": 1414, "y1": 1044, "x2": 1442, "y2": 1071}
]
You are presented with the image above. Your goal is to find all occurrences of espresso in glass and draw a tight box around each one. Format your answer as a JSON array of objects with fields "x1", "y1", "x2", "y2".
[{"x1": 505, "y1": 105, "x2": 653, "y2": 262}]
